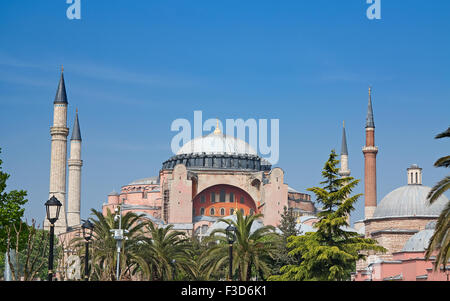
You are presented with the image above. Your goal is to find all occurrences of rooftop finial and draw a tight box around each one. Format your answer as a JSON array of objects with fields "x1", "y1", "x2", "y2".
[
  {"x1": 61, "y1": 65, "x2": 64, "y2": 73},
  {"x1": 214, "y1": 118, "x2": 221, "y2": 135}
]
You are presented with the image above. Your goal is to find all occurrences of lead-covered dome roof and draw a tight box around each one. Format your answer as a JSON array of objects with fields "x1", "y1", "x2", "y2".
[
  {"x1": 372, "y1": 185, "x2": 448, "y2": 219},
  {"x1": 162, "y1": 128, "x2": 271, "y2": 171},
  {"x1": 176, "y1": 131, "x2": 257, "y2": 156},
  {"x1": 401, "y1": 221, "x2": 436, "y2": 252}
]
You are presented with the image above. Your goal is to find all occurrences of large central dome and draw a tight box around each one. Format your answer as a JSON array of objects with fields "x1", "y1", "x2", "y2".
[
  {"x1": 177, "y1": 131, "x2": 257, "y2": 156},
  {"x1": 162, "y1": 127, "x2": 270, "y2": 171}
]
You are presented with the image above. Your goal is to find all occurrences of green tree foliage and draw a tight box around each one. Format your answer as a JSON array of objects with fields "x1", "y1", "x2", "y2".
[
  {"x1": 425, "y1": 127, "x2": 450, "y2": 269},
  {"x1": 139, "y1": 222, "x2": 195, "y2": 281},
  {"x1": 270, "y1": 150, "x2": 385, "y2": 281},
  {"x1": 0, "y1": 147, "x2": 28, "y2": 254},
  {"x1": 4, "y1": 220, "x2": 57, "y2": 280},
  {"x1": 71, "y1": 208, "x2": 148, "y2": 280},
  {"x1": 202, "y1": 211, "x2": 279, "y2": 281},
  {"x1": 269, "y1": 206, "x2": 299, "y2": 276}
]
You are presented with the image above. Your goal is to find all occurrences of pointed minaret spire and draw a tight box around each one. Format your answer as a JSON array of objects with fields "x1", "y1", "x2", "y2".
[
  {"x1": 339, "y1": 121, "x2": 350, "y2": 177},
  {"x1": 366, "y1": 87, "x2": 375, "y2": 128},
  {"x1": 71, "y1": 109, "x2": 82, "y2": 141},
  {"x1": 54, "y1": 66, "x2": 68, "y2": 104},
  {"x1": 341, "y1": 121, "x2": 348, "y2": 156}
]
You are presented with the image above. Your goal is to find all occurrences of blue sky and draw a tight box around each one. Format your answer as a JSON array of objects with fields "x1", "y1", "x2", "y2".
[{"x1": 0, "y1": 0, "x2": 449, "y2": 226}]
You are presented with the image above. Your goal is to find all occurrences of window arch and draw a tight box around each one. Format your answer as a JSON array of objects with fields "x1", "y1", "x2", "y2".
[
  {"x1": 200, "y1": 207, "x2": 205, "y2": 215},
  {"x1": 220, "y1": 208, "x2": 225, "y2": 216},
  {"x1": 210, "y1": 208, "x2": 215, "y2": 216}
]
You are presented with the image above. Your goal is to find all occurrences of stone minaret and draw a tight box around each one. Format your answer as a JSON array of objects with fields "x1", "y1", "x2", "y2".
[
  {"x1": 47, "y1": 67, "x2": 69, "y2": 234},
  {"x1": 339, "y1": 121, "x2": 351, "y2": 224},
  {"x1": 67, "y1": 110, "x2": 82, "y2": 228},
  {"x1": 339, "y1": 121, "x2": 351, "y2": 177},
  {"x1": 362, "y1": 87, "x2": 378, "y2": 220}
]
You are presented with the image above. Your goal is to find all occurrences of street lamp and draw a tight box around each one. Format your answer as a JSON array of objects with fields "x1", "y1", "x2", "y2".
[
  {"x1": 81, "y1": 219, "x2": 94, "y2": 281},
  {"x1": 45, "y1": 195, "x2": 62, "y2": 281},
  {"x1": 110, "y1": 205, "x2": 128, "y2": 281},
  {"x1": 225, "y1": 225, "x2": 236, "y2": 281}
]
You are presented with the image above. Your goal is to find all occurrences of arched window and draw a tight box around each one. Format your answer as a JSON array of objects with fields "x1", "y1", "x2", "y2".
[
  {"x1": 200, "y1": 207, "x2": 205, "y2": 215},
  {"x1": 240, "y1": 209, "x2": 245, "y2": 215},
  {"x1": 210, "y1": 208, "x2": 215, "y2": 216},
  {"x1": 230, "y1": 208, "x2": 234, "y2": 215},
  {"x1": 415, "y1": 172, "x2": 418, "y2": 184},
  {"x1": 220, "y1": 208, "x2": 225, "y2": 216}
]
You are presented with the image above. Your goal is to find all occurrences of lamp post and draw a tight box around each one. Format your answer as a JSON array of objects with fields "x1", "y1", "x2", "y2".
[
  {"x1": 110, "y1": 205, "x2": 128, "y2": 281},
  {"x1": 225, "y1": 225, "x2": 236, "y2": 281},
  {"x1": 81, "y1": 219, "x2": 94, "y2": 281},
  {"x1": 45, "y1": 195, "x2": 62, "y2": 281}
]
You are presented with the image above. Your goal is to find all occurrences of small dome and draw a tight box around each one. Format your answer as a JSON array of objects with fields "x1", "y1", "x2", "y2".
[
  {"x1": 402, "y1": 222, "x2": 436, "y2": 252},
  {"x1": 108, "y1": 190, "x2": 119, "y2": 196},
  {"x1": 176, "y1": 132, "x2": 257, "y2": 156},
  {"x1": 372, "y1": 185, "x2": 448, "y2": 219}
]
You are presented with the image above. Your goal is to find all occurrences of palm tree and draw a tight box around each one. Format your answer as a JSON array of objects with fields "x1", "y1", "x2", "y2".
[
  {"x1": 139, "y1": 222, "x2": 195, "y2": 280},
  {"x1": 71, "y1": 208, "x2": 149, "y2": 280},
  {"x1": 426, "y1": 127, "x2": 450, "y2": 269},
  {"x1": 202, "y1": 211, "x2": 279, "y2": 281}
]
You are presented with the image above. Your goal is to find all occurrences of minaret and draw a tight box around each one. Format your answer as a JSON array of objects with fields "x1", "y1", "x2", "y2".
[
  {"x1": 47, "y1": 67, "x2": 69, "y2": 234},
  {"x1": 339, "y1": 121, "x2": 351, "y2": 177},
  {"x1": 339, "y1": 121, "x2": 351, "y2": 224},
  {"x1": 362, "y1": 87, "x2": 378, "y2": 220},
  {"x1": 67, "y1": 110, "x2": 82, "y2": 228}
]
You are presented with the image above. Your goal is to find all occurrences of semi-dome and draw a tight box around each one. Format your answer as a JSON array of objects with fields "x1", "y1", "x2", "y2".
[
  {"x1": 176, "y1": 131, "x2": 257, "y2": 156},
  {"x1": 372, "y1": 184, "x2": 448, "y2": 219},
  {"x1": 401, "y1": 221, "x2": 436, "y2": 252}
]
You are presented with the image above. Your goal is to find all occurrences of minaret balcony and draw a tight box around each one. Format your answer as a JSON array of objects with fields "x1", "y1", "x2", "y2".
[
  {"x1": 50, "y1": 126, "x2": 69, "y2": 136},
  {"x1": 362, "y1": 146, "x2": 378, "y2": 154}
]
